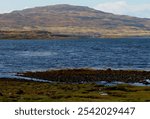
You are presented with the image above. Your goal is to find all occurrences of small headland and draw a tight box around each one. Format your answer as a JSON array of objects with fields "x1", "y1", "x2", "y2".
[{"x1": 17, "y1": 68, "x2": 150, "y2": 84}]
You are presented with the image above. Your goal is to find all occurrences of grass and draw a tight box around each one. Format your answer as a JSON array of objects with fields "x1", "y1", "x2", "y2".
[
  {"x1": 0, "y1": 78, "x2": 150, "y2": 102},
  {"x1": 1, "y1": 26, "x2": 150, "y2": 39}
]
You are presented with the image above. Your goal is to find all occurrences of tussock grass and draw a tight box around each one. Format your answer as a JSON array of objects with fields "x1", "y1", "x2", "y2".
[{"x1": 0, "y1": 79, "x2": 150, "y2": 102}]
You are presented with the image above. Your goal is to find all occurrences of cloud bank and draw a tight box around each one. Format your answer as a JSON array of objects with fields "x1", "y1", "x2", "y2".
[{"x1": 94, "y1": 1, "x2": 150, "y2": 18}]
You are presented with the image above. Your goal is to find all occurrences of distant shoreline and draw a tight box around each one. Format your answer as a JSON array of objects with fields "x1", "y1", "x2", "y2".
[{"x1": 0, "y1": 30, "x2": 150, "y2": 40}]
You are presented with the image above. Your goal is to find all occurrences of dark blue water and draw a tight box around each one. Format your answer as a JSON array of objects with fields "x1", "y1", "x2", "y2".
[{"x1": 0, "y1": 38, "x2": 150, "y2": 78}]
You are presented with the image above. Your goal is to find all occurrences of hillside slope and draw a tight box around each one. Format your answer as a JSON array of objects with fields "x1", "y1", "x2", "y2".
[{"x1": 0, "y1": 4, "x2": 150, "y2": 39}]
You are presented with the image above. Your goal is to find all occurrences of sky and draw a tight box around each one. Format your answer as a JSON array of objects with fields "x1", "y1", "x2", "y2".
[{"x1": 0, "y1": 0, "x2": 150, "y2": 18}]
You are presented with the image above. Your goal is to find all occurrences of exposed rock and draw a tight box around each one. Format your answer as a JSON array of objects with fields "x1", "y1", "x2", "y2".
[{"x1": 0, "y1": 92, "x2": 3, "y2": 96}]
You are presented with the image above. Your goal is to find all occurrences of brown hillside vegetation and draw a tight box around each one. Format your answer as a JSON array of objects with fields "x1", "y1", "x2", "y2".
[{"x1": 0, "y1": 4, "x2": 150, "y2": 39}]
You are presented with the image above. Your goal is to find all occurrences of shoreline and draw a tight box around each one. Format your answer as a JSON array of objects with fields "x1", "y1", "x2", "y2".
[
  {"x1": 1, "y1": 68, "x2": 150, "y2": 102},
  {"x1": 0, "y1": 30, "x2": 150, "y2": 40},
  {"x1": 0, "y1": 36, "x2": 149, "y2": 40},
  {"x1": 17, "y1": 68, "x2": 150, "y2": 84},
  {"x1": 0, "y1": 77, "x2": 150, "y2": 102}
]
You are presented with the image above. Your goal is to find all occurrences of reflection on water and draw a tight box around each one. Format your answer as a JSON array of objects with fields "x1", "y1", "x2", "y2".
[{"x1": 18, "y1": 51, "x2": 58, "y2": 57}]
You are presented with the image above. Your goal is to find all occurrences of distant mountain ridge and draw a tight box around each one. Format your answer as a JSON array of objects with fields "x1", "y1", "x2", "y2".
[{"x1": 0, "y1": 4, "x2": 150, "y2": 39}]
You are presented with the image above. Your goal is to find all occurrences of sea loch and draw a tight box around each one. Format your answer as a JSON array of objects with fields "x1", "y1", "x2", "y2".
[{"x1": 0, "y1": 38, "x2": 150, "y2": 78}]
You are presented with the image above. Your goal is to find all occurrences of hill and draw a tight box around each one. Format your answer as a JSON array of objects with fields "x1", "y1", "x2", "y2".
[{"x1": 0, "y1": 4, "x2": 150, "y2": 39}]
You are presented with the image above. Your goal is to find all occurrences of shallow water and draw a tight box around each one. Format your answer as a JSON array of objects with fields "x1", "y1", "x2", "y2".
[
  {"x1": 0, "y1": 38, "x2": 150, "y2": 79},
  {"x1": 96, "y1": 80, "x2": 150, "y2": 86}
]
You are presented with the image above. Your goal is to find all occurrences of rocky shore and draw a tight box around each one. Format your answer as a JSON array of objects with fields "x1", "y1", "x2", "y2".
[
  {"x1": 0, "y1": 69, "x2": 150, "y2": 102},
  {"x1": 18, "y1": 69, "x2": 150, "y2": 84},
  {"x1": 0, "y1": 30, "x2": 84, "y2": 40}
]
